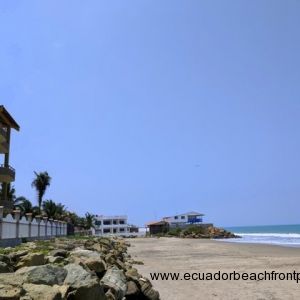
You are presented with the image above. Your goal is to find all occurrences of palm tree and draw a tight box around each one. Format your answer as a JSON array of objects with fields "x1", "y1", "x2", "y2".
[
  {"x1": 31, "y1": 171, "x2": 51, "y2": 213},
  {"x1": 55, "y1": 203, "x2": 66, "y2": 220},
  {"x1": 15, "y1": 197, "x2": 32, "y2": 213},
  {"x1": 64, "y1": 211, "x2": 81, "y2": 226},
  {"x1": 14, "y1": 197, "x2": 39, "y2": 217},
  {"x1": 84, "y1": 212, "x2": 95, "y2": 230},
  {"x1": 42, "y1": 200, "x2": 66, "y2": 220},
  {"x1": 42, "y1": 199, "x2": 57, "y2": 218}
]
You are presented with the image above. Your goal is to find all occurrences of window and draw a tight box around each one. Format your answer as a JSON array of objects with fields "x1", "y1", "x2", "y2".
[
  {"x1": 181, "y1": 216, "x2": 185, "y2": 219},
  {"x1": 95, "y1": 220, "x2": 101, "y2": 226},
  {"x1": 113, "y1": 220, "x2": 117, "y2": 225},
  {"x1": 103, "y1": 229, "x2": 110, "y2": 233},
  {"x1": 174, "y1": 216, "x2": 178, "y2": 219},
  {"x1": 119, "y1": 220, "x2": 125, "y2": 224},
  {"x1": 103, "y1": 220, "x2": 111, "y2": 225},
  {"x1": 119, "y1": 228, "x2": 125, "y2": 232}
]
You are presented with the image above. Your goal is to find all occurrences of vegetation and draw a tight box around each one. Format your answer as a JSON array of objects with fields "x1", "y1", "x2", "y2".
[
  {"x1": 0, "y1": 170, "x2": 95, "y2": 231},
  {"x1": 151, "y1": 225, "x2": 208, "y2": 237},
  {"x1": 0, "y1": 183, "x2": 16, "y2": 202},
  {"x1": 42, "y1": 199, "x2": 66, "y2": 220},
  {"x1": 84, "y1": 212, "x2": 95, "y2": 230},
  {"x1": 31, "y1": 171, "x2": 51, "y2": 213},
  {"x1": 14, "y1": 196, "x2": 39, "y2": 217}
]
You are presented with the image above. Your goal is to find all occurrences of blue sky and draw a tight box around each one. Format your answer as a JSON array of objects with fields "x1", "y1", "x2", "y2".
[{"x1": 0, "y1": 1, "x2": 299, "y2": 226}]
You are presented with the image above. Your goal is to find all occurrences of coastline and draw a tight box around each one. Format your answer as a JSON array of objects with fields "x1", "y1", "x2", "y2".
[{"x1": 127, "y1": 237, "x2": 300, "y2": 300}]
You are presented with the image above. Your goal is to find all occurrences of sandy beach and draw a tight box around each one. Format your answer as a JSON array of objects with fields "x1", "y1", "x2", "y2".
[{"x1": 127, "y1": 238, "x2": 300, "y2": 300}]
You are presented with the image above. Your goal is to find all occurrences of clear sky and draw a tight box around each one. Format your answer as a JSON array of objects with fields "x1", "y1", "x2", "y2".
[{"x1": 0, "y1": 1, "x2": 299, "y2": 227}]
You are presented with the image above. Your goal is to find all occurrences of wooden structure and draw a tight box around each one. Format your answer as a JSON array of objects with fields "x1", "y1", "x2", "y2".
[
  {"x1": 146, "y1": 220, "x2": 169, "y2": 235},
  {"x1": 0, "y1": 106, "x2": 20, "y2": 210}
]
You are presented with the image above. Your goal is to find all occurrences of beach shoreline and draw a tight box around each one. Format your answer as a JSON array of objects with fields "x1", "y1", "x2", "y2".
[{"x1": 127, "y1": 237, "x2": 300, "y2": 300}]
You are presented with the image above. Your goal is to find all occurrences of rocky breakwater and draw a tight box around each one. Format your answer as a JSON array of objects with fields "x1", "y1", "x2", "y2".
[
  {"x1": 167, "y1": 225, "x2": 239, "y2": 239},
  {"x1": 0, "y1": 237, "x2": 160, "y2": 300}
]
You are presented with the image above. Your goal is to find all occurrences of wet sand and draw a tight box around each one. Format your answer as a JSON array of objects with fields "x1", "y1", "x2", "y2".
[{"x1": 127, "y1": 237, "x2": 300, "y2": 300}]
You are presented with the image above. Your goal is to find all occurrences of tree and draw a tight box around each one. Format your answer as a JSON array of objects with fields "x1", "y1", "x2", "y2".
[
  {"x1": 42, "y1": 199, "x2": 57, "y2": 219},
  {"x1": 42, "y1": 199, "x2": 66, "y2": 220},
  {"x1": 64, "y1": 211, "x2": 82, "y2": 227},
  {"x1": 0, "y1": 183, "x2": 16, "y2": 202},
  {"x1": 31, "y1": 171, "x2": 51, "y2": 213},
  {"x1": 84, "y1": 212, "x2": 95, "y2": 230}
]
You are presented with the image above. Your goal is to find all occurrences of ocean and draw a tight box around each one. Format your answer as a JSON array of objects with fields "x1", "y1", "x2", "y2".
[{"x1": 222, "y1": 224, "x2": 300, "y2": 247}]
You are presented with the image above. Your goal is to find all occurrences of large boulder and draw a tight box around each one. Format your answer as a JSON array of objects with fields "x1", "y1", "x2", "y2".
[
  {"x1": 47, "y1": 256, "x2": 66, "y2": 264},
  {"x1": 0, "y1": 254, "x2": 11, "y2": 265},
  {"x1": 70, "y1": 249, "x2": 100, "y2": 260},
  {"x1": 125, "y1": 268, "x2": 140, "y2": 283},
  {"x1": 100, "y1": 266, "x2": 127, "y2": 300},
  {"x1": 22, "y1": 283, "x2": 62, "y2": 300},
  {"x1": 139, "y1": 278, "x2": 160, "y2": 300},
  {"x1": 85, "y1": 258, "x2": 106, "y2": 273},
  {"x1": 50, "y1": 249, "x2": 69, "y2": 258},
  {"x1": 16, "y1": 253, "x2": 45, "y2": 269},
  {"x1": 18, "y1": 265, "x2": 67, "y2": 286},
  {"x1": 0, "y1": 261, "x2": 13, "y2": 273},
  {"x1": 0, "y1": 273, "x2": 25, "y2": 299},
  {"x1": 64, "y1": 263, "x2": 105, "y2": 300},
  {"x1": 126, "y1": 281, "x2": 140, "y2": 297}
]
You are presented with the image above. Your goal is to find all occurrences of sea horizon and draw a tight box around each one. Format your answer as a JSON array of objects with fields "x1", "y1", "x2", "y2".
[{"x1": 222, "y1": 224, "x2": 300, "y2": 247}]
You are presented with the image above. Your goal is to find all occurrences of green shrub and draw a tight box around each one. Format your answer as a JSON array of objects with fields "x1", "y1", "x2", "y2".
[
  {"x1": 167, "y1": 228, "x2": 182, "y2": 236},
  {"x1": 182, "y1": 225, "x2": 207, "y2": 235}
]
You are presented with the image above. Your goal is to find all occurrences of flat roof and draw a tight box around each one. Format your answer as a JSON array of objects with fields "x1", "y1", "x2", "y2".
[{"x1": 0, "y1": 106, "x2": 20, "y2": 131}]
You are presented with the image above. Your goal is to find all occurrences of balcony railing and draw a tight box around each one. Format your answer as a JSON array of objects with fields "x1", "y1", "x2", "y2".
[{"x1": 0, "y1": 165, "x2": 15, "y2": 183}]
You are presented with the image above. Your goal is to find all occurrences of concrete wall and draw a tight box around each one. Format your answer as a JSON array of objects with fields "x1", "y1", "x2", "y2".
[{"x1": 0, "y1": 206, "x2": 67, "y2": 244}]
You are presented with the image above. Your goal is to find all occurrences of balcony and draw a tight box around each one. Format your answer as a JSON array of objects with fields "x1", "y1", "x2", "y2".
[
  {"x1": 0, "y1": 142, "x2": 8, "y2": 154},
  {"x1": 0, "y1": 165, "x2": 15, "y2": 183}
]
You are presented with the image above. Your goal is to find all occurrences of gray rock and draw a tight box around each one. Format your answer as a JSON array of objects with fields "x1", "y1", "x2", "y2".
[
  {"x1": 64, "y1": 264, "x2": 105, "y2": 300},
  {"x1": 22, "y1": 265, "x2": 67, "y2": 285},
  {"x1": 139, "y1": 278, "x2": 160, "y2": 300},
  {"x1": 126, "y1": 281, "x2": 139, "y2": 296},
  {"x1": 0, "y1": 254, "x2": 11, "y2": 265},
  {"x1": 22, "y1": 283, "x2": 62, "y2": 300},
  {"x1": 16, "y1": 253, "x2": 45, "y2": 269},
  {"x1": 85, "y1": 258, "x2": 106, "y2": 273},
  {"x1": 101, "y1": 266, "x2": 127, "y2": 300},
  {"x1": 70, "y1": 249, "x2": 100, "y2": 259},
  {"x1": 0, "y1": 273, "x2": 25, "y2": 299},
  {"x1": 125, "y1": 268, "x2": 140, "y2": 283},
  {"x1": 50, "y1": 249, "x2": 68, "y2": 258},
  {"x1": 9, "y1": 250, "x2": 29, "y2": 263},
  {"x1": 0, "y1": 261, "x2": 12, "y2": 273},
  {"x1": 47, "y1": 256, "x2": 65, "y2": 264},
  {"x1": 64, "y1": 263, "x2": 95, "y2": 287}
]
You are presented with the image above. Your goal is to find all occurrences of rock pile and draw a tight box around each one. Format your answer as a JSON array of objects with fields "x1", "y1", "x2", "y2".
[
  {"x1": 0, "y1": 237, "x2": 160, "y2": 300},
  {"x1": 169, "y1": 226, "x2": 238, "y2": 239}
]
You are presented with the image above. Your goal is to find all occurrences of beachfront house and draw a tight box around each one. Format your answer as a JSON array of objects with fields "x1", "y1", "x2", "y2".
[
  {"x1": 93, "y1": 215, "x2": 130, "y2": 236},
  {"x1": 163, "y1": 211, "x2": 204, "y2": 227},
  {"x1": 0, "y1": 106, "x2": 20, "y2": 211},
  {"x1": 147, "y1": 220, "x2": 169, "y2": 235}
]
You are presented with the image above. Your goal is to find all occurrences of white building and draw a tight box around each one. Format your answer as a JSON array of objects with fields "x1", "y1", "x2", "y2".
[
  {"x1": 163, "y1": 211, "x2": 204, "y2": 227},
  {"x1": 94, "y1": 215, "x2": 129, "y2": 236}
]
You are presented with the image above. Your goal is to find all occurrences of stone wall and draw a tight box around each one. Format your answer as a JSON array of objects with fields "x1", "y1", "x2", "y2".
[{"x1": 0, "y1": 206, "x2": 67, "y2": 243}]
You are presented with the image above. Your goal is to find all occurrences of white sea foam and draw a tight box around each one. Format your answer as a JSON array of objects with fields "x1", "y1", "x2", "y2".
[
  {"x1": 237, "y1": 233, "x2": 300, "y2": 238},
  {"x1": 218, "y1": 232, "x2": 300, "y2": 247}
]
